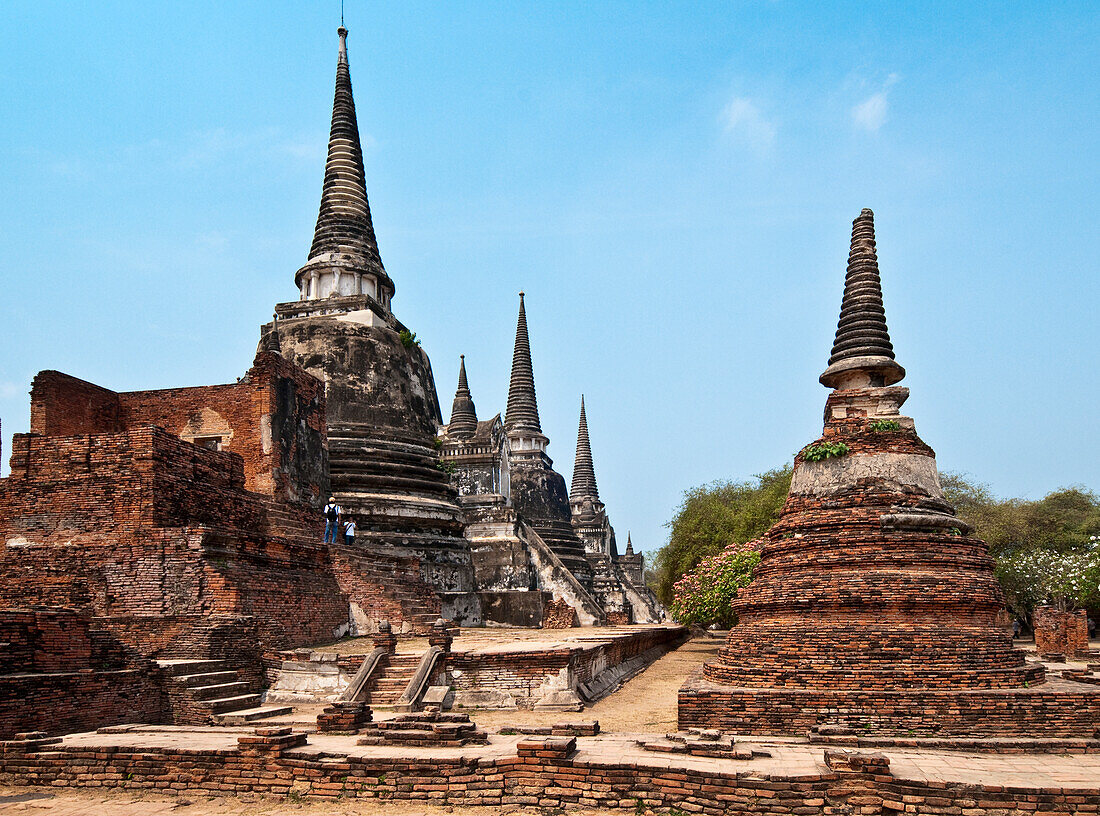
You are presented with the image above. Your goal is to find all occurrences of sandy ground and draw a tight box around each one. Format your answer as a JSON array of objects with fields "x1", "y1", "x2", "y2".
[
  {"x1": 0, "y1": 788, "x2": 626, "y2": 815},
  {"x1": 470, "y1": 634, "x2": 723, "y2": 733}
]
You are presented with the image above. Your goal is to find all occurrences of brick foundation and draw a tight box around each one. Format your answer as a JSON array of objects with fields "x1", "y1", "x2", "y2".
[
  {"x1": 1034, "y1": 608, "x2": 1090, "y2": 659},
  {"x1": 0, "y1": 609, "x2": 164, "y2": 739},
  {"x1": 679, "y1": 673, "x2": 1100, "y2": 736},
  {"x1": 2, "y1": 735, "x2": 1098, "y2": 814}
]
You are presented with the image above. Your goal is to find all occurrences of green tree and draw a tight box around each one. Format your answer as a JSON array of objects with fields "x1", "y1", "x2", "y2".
[
  {"x1": 943, "y1": 473, "x2": 1100, "y2": 617},
  {"x1": 652, "y1": 466, "x2": 791, "y2": 604}
]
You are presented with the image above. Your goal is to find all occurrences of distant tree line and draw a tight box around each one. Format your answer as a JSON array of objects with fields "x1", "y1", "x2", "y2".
[{"x1": 652, "y1": 468, "x2": 1100, "y2": 627}]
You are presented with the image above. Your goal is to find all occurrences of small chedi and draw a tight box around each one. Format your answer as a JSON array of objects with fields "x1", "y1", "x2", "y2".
[{"x1": 679, "y1": 208, "x2": 1100, "y2": 735}]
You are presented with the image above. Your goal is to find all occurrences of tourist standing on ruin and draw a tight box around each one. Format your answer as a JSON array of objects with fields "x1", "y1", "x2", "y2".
[
  {"x1": 343, "y1": 516, "x2": 357, "y2": 546},
  {"x1": 324, "y1": 497, "x2": 342, "y2": 543}
]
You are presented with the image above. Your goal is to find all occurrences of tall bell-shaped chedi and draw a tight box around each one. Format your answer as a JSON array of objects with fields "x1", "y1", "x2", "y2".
[
  {"x1": 260, "y1": 27, "x2": 480, "y2": 625},
  {"x1": 679, "y1": 209, "x2": 1100, "y2": 736},
  {"x1": 505, "y1": 294, "x2": 593, "y2": 587}
]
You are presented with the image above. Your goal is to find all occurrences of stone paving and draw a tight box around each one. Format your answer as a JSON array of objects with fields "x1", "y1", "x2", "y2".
[
  {"x1": 7, "y1": 637, "x2": 1100, "y2": 813},
  {"x1": 24, "y1": 724, "x2": 1100, "y2": 789}
]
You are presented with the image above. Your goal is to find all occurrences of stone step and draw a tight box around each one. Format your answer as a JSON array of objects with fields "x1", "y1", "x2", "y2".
[
  {"x1": 157, "y1": 659, "x2": 234, "y2": 677},
  {"x1": 372, "y1": 679, "x2": 414, "y2": 691},
  {"x1": 212, "y1": 705, "x2": 294, "y2": 725},
  {"x1": 330, "y1": 472, "x2": 453, "y2": 496},
  {"x1": 188, "y1": 681, "x2": 253, "y2": 701},
  {"x1": 331, "y1": 453, "x2": 448, "y2": 476},
  {"x1": 206, "y1": 694, "x2": 263, "y2": 714},
  {"x1": 174, "y1": 671, "x2": 239, "y2": 688}
]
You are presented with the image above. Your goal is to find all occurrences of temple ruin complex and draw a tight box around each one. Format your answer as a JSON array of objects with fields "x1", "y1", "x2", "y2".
[{"x1": 2, "y1": 23, "x2": 1099, "y2": 816}]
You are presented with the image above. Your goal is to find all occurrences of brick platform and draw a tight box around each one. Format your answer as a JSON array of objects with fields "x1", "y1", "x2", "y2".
[{"x1": 3, "y1": 727, "x2": 1100, "y2": 814}]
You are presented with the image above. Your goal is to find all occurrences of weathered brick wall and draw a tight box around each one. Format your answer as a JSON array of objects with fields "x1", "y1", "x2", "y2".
[
  {"x1": 2, "y1": 737, "x2": 1099, "y2": 814},
  {"x1": 329, "y1": 545, "x2": 440, "y2": 633},
  {"x1": 0, "y1": 426, "x2": 346, "y2": 656},
  {"x1": 1034, "y1": 608, "x2": 1090, "y2": 658},
  {"x1": 119, "y1": 352, "x2": 327, "y2": 507},
  {"x1": 541, "y1": 599, "x2": 577, "y2": 629},
  {"x1": 0, "y1": 609, "x2": 91, "y2": 674},
  {"x1": 0, "y1": 608, "x2": 165, "y2": 739},
  {"x1": 29, "y1": 372, "x2": 121, "y2": 437},
  {"x1": 24, "y1": 352, "x2": 327, "y2": 509},
  {"x1": 679, "y1": 678, "x2": 1100, "y2": 736},
  {"x1": 0, "y1": 669, "x2": 166, "y2": 739}
]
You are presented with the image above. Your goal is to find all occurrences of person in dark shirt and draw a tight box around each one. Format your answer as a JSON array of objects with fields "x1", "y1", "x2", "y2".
[{"x1": 323, "y1": 498, "x2": 342, "y2": 543}]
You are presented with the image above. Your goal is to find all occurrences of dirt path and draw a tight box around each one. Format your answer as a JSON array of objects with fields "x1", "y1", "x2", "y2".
[{"x1": 470, "y1": 634, "x2": 723, "y2": 733}]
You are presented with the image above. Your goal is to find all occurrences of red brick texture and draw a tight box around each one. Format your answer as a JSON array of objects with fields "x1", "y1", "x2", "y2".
[
  {"x1": 1034, "y1": 608, "x2": 1090, "y2": 659},
  {"x1": 681, "y1": 385, "x2": 1100, "y2": 734},
  {"x1": 1, "y1": 353, "x2": 348, "y2": 658},
  {"x1": 26, "y1": 351, "x2": 328, "y2": 506},
  {"x1": 0, "y1": 669, "x2": 165, "y2": 740},
  {"x1": 0, "y1": 609, "x2": 165, "y2": 739},
  {"x1": 541, "y1": 599, "x2": 577, "y2": 629},
  {"x1": 329, "y1": 545, "x2": 441, "y2": 633},
  {"x1": 2, "y1": 736, "x2": 1099, "y2": 814}
]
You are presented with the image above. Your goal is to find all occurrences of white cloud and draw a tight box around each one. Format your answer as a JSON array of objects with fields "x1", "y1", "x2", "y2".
[
  {"x1": 852, "y1": 74, "x2": 899, "y2": 133},
  {"x1": 853, "y1": 92, "x2": 889, "y2": 132},
  {"x1": 720, "y1": 97, "x2": 776, "y2": 154}
]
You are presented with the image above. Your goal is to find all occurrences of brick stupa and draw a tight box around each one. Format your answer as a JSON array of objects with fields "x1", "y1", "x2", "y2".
[{"x1": 679, "y1": 209, "x2": 1100, "y2": 736}]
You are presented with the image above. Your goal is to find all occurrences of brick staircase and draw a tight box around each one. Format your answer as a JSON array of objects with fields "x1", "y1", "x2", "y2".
[
  {"x1": 355, "y1": 710, "x2": 488, "y2": 746},
  {"x1": 365, "y1": 653, "x2": 423, "y2": 708},
  {"x1": 159, "y1": 659, "x2": 291, "y2": 725},
  {"x1": 330, "y1": 546, "x2": 442, "y2": 634}
]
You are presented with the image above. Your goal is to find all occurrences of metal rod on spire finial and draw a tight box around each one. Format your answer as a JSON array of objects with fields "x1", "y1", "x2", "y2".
[{"x1": 341, "y1": 0, "x2": 345, "y2": 27}]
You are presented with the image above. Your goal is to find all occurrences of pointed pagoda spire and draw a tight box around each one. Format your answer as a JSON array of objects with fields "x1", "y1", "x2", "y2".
[
  {"x1": 448, "y1": 355, "x2": 478, "y2": 438},
  {"x1": 624, "y1": 533, "x2": 634, "y2": 556},
  {"x1": 504, "y1": 293, "x2": 543, "y2": 434},
  {"x1": 819, "y1": 208, "x2": 906, "y2": 389},
  {"x1": 295, "y1": 26, "x2": 392, "y2": 301},
  {"x1": 570, "y1": 396, "x2": 599, "y2": 500}
]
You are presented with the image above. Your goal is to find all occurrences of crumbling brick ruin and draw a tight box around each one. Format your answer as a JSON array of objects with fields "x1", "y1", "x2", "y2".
[
  {"x1": 0, "y1": 351, "x2": 349, "y2": 658},
  {"x1": 679, "y1": 209, "x2": 1100, "y2": 735}
]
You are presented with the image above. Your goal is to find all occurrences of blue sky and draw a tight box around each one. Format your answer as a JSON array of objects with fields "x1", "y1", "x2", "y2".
[{"x1": 2, "y1": 2, "x2": 1097, "y2": 556}]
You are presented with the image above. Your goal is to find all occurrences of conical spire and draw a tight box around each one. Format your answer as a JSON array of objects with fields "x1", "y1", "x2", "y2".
[
  {"x1": 504, "y1": 293, "x2": 542, "y2": 434},
  {"x1": 570, "y1": 396, "x2": 599, "y2": 500},
  {"x1": 819, "y1": 208, "x2": 906, "y2": 389},
  {"x1": 306, "y1": 26, "x2": 386, "y2": 280},
  {"x1": 448, "y1": 355, "x2": 478, "y2": 438},
  {"x1": 624, "y1": 533, "x2": 634, "y2": 556}
]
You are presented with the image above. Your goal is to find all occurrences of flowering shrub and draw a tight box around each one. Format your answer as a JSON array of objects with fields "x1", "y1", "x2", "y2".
[
  {"x1": 994, "y1": 547, "x2": 1100, "y2": 613},
  {"x1": 669, "y1": 539, "x2": 762, "y2": 628}
]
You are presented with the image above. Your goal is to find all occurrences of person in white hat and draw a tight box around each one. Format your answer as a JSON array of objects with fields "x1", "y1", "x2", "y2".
[{"x1": 323, "y1": 497, "x2": 342, "y2": 543}]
